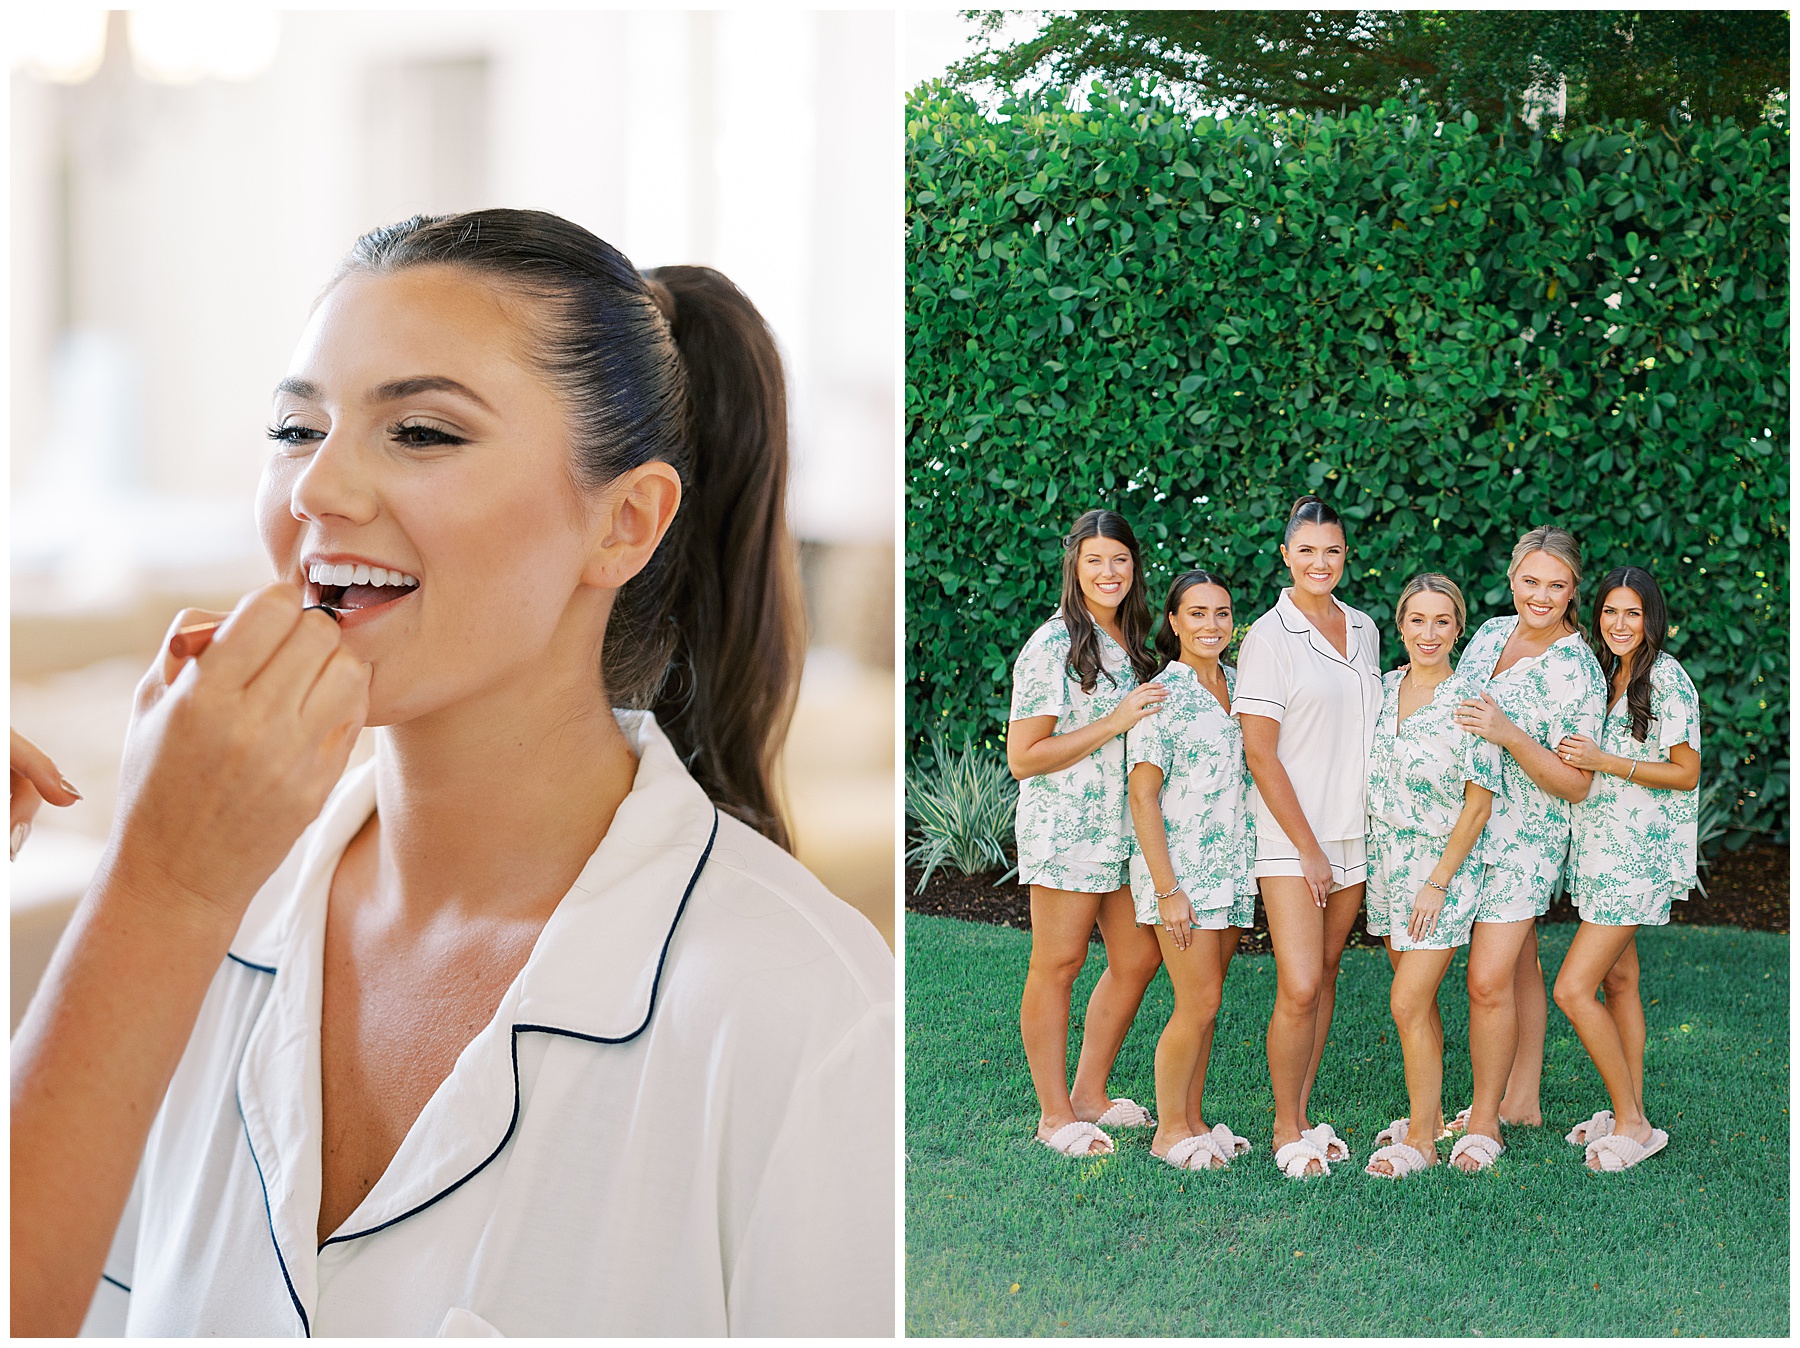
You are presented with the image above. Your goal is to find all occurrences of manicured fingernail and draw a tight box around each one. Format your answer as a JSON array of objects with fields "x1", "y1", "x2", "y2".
[
  {"x1": 59, "y1": 777, "x2": 82, "y2": 800},
  {"x1": 11, "y1": 822, "x2": 28, "y2": 860}
]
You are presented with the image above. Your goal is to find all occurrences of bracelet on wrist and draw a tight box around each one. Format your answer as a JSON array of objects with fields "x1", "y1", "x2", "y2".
[
  {"x1": 1153, "y1": 882, "x2": 1184, "y2": 901},
  {"x1": 1625, "y1": 759, "x2": 1639, "y2": 783},
  {"x1": 1423, "y1": 878, "x2": 1449, "y2": 894}
]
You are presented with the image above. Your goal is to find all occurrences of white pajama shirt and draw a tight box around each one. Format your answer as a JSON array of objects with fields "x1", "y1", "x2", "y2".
[
  {"x1": 81, "y1": 712, "x2": 894, "y2": 1338},
  {"x1": 1231, "y1": 589, "x2": 1384, "y2": 880}
]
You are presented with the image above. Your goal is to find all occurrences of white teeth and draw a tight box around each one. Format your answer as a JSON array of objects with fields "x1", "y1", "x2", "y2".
[{"x1": 307, "y1": 562, "x2": 417, "y2": 588}]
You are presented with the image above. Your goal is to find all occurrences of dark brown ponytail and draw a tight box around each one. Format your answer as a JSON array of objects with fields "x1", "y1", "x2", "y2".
[
  {"x1": 1284, "y1": 493, "x2": 1345, "y2": 545},
  {"x1": 646, "y1": 265, "x2": 804, "y2": 847},
  {"x1": 337, "y1": 209, "x2": 802, "y2": 849}
]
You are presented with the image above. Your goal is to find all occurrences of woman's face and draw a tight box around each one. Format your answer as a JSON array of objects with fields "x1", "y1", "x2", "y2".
[
  {"x1": 1398, "y1": 590, "x2": 1460, "y2": 674},
  {"x1": 1279, "y1": 522, "x2": 1346, "y2": 598},
  {"x1": 1510, "y1": 550, "x2": 1577, "y2": 636},
  {"x1": 1168, "y1": 582, "x2": 1232, "y2": 664},
  {"x1": 1075, "y1": 534, "x2": 1134, "y2": 617},
  {"x1": 256, "y1": 265, "x2": 620, "y2": 728},
  {"x1": 1599, "y1": 586, "x2": 1647, "y2": 661}
]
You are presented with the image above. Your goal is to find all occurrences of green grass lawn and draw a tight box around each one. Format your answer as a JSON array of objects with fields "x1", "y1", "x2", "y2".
[{"x1": 906, "y1": 915, "x2": 1789, "y2": 1337}]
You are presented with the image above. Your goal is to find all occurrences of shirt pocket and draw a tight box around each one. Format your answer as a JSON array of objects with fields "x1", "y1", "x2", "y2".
[{"x1": 438, "y1": 1307, "x2": 505, "y2": 1337}]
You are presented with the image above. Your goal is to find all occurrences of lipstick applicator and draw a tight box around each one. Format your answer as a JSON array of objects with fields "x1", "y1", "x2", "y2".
[{"x1": 168, "y1": 606, "x2": 340, "y2": 663}]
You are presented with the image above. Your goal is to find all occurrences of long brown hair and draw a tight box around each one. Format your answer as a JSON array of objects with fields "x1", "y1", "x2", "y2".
[
  {"x1": 1591, "y1": 566, "x2": 1669, "y2": 743},
  {"x1": 1058, "y1": 510, "x2": 1158, "y2": 691},
  {"x1": 339, "y1": 210, "x2": 804, "y2": 849}
]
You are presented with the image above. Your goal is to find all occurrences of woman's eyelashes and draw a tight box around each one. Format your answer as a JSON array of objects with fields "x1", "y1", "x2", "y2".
[
  {"x1": 267, "y1": 422, "x2": 324, "y2": 448},
  {"x1": 264, "y1": 420, "x2": 468, "y2": 451},
  {"x1": 388, "y1": 420, "x2": 468, "y2": 448}
]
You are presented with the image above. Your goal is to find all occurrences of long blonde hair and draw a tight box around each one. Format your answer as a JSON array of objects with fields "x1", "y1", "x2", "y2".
[{"x1": 1506, "y1": 525, "x2": 1583, "y2": 631}]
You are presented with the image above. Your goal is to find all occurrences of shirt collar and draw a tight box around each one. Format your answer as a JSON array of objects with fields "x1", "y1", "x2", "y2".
[
  {"x1": 231, "y1": 712, "x2": 720, "y2": 1273},
  {"x1": 232, "y1": 711, "x2": 718, "y2": 1032},
  {"x1": 1274, "y1": 587, "x2": 1365, "y2": 668}
]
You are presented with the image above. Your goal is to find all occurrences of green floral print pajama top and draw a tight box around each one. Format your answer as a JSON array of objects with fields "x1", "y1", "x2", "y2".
[
  {"x1": 1009, "y1": 614, "x2": 1137, "y2": 893},
  {"x1": 1125, "y1": 662, "x2": 1256, "y2": 930},
  {"x1": 1455, "y1": 616, "x2": 1606, "y2": 922},
  {"x1": 1569, "y1": 651, "x2": 1702, "y2": 926},
  {"x1": 1365, "y1": 669, "x2": 1504, "y2": 950}
]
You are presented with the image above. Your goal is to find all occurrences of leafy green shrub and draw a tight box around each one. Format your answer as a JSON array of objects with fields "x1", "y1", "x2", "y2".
[
  {"x1": 907, "y1": 82, "x2": 1787, "y2": 841},
  {"x1": 905, "y1": 736, "x2": 1019, "y2": 893}
]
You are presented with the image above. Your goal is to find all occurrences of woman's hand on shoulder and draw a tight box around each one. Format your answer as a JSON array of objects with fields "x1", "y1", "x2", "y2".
[
  {"x1": 1452, "y1": 691, "x2": 1515, "y2": 748},
  {"x1": 110, "y1": 584, "x2": 370, "y2": 925},
  {"x1": 1106, "y1": 682, "x2": 1167, "y2": 734}
]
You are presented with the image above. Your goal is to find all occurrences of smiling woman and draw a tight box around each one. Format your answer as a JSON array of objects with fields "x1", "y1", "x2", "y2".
[{"x1": 9, "y1": 209, "x2": 893, "y2": 1337}]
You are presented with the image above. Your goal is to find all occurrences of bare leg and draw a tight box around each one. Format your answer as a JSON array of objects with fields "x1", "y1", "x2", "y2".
[
  {"x1": 1150, "y1": 927, "x2": 1225, "y2": 1158},
  {"x1": 1552, "y1": 922, "x2": 1657, "y2": 1162},
  {"x1": 1186, "y1": 929, "x2": 1244, "y2": 1128},
  {"x1": 1021, "y1": 886, "x2": 1107, "y2": 1147},
  {"x1": 1262, "y1": 879, "x2": 1325, "y2": 1172},
  {"x1": 1070, "y1": 886, "x2": 1162, "y2": 1120},
  {"x1": 1601, "y1": 936, "x2": 1646, "y2": 1112},
  {"x1": 1458, "y1": 918, "x2": 1534, "y2": 1170},
  {"x1": 1370, "y1": 947, "x2": 1457, "y2": 1173},
  {"x1": 1384, "y1": 937, "x2": 1447, "y2": 1140},
  {"x1": 1298, "y1": 882, "x2": 1364, "y2": 1120},
  {"x1": 1498, "y1": 921, "x2": 1546, "y2": 1125}
]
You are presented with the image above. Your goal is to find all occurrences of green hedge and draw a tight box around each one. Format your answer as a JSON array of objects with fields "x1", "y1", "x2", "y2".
[{"x1": 906, "y1": 85, "x2": 1788, "y2": 842}]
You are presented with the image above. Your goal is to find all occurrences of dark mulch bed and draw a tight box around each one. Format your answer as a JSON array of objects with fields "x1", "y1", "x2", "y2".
[{"x1": 906, "y1": 838, "x2": 1788, "y2": 951}]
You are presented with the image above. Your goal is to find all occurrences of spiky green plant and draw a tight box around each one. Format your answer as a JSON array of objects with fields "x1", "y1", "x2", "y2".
[
  {"x1": 905, "y1": 736, "x2": 1018, "y2": 894},
  {"x1": 1694, "y1": 778, "x2": 1729, "y2": 898}
]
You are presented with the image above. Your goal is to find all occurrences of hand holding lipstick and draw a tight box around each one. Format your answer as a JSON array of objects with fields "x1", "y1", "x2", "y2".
[{"x1": 113, "y1": 582, "x2": 372, "y2": 923}]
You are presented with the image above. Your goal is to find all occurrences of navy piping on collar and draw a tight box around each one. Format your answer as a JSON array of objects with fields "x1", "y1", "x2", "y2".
[
  {"x1": 101, "y1": 1272, "x2": 131, "y2": 1294},
  {"x1": 315, "y1": 807, "x2": 720, "y2": 1252},
  {"x1": 227, "y1": 952, "x2": 278, "y2": 975},
  {"x1": 1272, "y1": 594, "x2": 1378, "y2": 676},
  {"x1": 240, "y1": 1107, "x2": 312, "y2": 1337}
]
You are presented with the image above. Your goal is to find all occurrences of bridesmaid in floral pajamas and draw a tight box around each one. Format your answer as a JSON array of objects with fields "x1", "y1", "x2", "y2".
[
  {"x1": 1126, "y1": 570, "x2": 1257, "y2": 1173},
  {"x1": 1551, "y1": 567, "x2": 1700, "y2": 1171},
  {"x1": 1448, "y1": 526, "x2": 1605, "y2": 1173},
  {"x1": 1007, "y1": 509, "x2": 1166, "y2": 1159},
  {"x1": 1362, "y1": 574, "x2": 1501, "y2": 1180}
]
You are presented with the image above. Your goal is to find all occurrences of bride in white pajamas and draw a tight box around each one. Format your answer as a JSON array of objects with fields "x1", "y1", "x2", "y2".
[
  {"x1": 1234, "y1": 495, "x2": 1383, "y2": 1178},
  {"x1": 10, "y1": 210, "x2": 893, "y2": 1337}
]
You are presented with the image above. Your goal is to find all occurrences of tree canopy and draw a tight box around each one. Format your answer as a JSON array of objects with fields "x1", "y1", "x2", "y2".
[{"x1": 951, "y1": 11, "x2": 1789, "y2": 129}]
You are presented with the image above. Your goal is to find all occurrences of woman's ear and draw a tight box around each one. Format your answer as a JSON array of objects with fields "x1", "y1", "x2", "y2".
[{"x1": 581, "y1": 461, "x2": 682, "y2": 590}]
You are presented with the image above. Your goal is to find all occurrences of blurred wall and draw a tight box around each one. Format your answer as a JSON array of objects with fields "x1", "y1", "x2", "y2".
[{"x1": 10, "y1": 11, "x2": 897, "y2": 1023}]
